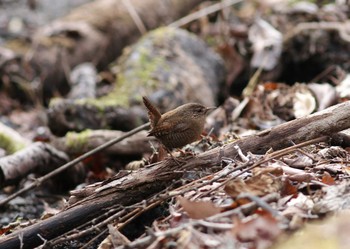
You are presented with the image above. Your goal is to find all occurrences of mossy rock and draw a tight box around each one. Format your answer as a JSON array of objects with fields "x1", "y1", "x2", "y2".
[
  {"x1": 48, "y1": 27, "x2": 225, "y2": 135},
  {"x1": 113, "y1": 26, "x2": 225, "y2": 112}
]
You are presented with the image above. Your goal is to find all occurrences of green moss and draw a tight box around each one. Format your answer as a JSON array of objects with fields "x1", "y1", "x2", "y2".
[
  {"x1": 76, "y1": 95, "x2": 126, "y2": 110},
  {"x1": 205, "y1": 36, "x2": 218, "y2": 47},
  {"x1": 65, "y1": 129, "x2": 92, "y2": 152},
  {"x1": 50, "y1": 27, "x2": 176, "y2": 110},
  {"x1": 111, "y1": 28, "x2": 175, "y2": 104},
  {"x1": 288, "y1": 0, "x2": 318, "y2": 5},
  {"x1": 48, "y1": 97, "x2": 64, "y2": 107},
  {"x1": 151, "y1": 26, "x2": 176, "y2": 43},
  {"x1": 0, "y1": 133, "x2": 26, "y2": 154}
]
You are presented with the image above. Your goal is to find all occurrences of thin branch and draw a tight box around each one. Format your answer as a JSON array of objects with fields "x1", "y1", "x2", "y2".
[
  {"x1": 122, "y1": 0, "x2": 147, "y2": 34},
  {"x1": 169, "y1": 0, "x2": 243, "y2": 28},
  {"x1": 284, "y1": 21, "x2": 350, "y2": 43},
  {"x1": 199, "y1": 136, "x2": 329, "y2": 197}
]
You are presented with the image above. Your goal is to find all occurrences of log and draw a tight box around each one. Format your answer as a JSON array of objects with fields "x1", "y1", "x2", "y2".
[
  {"x1": 47, "y1": 27, "x2": 225, "y2": 135},
  {"x1": 1, "y1": 101, "x2": 350, "y2": 248},
  {"x1": 67, "y1": 63, "x2": 97, "y2": 100},
  {"x1": 0, "y1": 142, "x2": 85, "y2": 191},
  {"x1": 0, "y1": 142, "x2": 67, "y2": 186},
  {"x1": 47, "y1": 100, "x2": 147, "y2": 136},
  {"x1": 51, "y1": 130, "x2": 156, "y2": 156},
  {"x1": 0, "y1": 121, "x2": 30, "y2": 155}
]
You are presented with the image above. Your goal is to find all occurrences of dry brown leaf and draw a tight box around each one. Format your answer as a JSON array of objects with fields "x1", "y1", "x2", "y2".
[
  {"x1": 232, "y1": 213, "x2": 281, "y2": 249},
  {"x1": 253, "y1": 166, "x2": 283, "y2": 176},
  {"x1": 224, "y1": 179, "x2": 246, "y2": 198},
  {"x1": 321, "y1": 171, "x2": 335, "y2": 185},
  {"x1": 318, "y1": 146, "x2": 348, "y2": 159},
  {"x1": 312, "y1": 181, "x2": 350, "y2": 214},
  {"x1": 263, "y1": 82, "x2": 279, "y2": 91},
  {"x1": 344, "y1": 166, "x2": 350, "y2": 175},
  {"x1": 224, "y1": 168, "x2": 282, "y2": 198},
  {"x1": 177, "y1": 196, "x2": 221, "y2": 219},
  {"x1": 287, "y1": 173, "x2": 313, "y2": 183},
  {"x1": 283, "y1": 154, "x2": 313, "y2": 169},
  {"x1": 280, "y1": 179, "x2": 298, "y2": 197},
  {"x1": 282, "y1": 193, "x2": 314, "y2": 219}
]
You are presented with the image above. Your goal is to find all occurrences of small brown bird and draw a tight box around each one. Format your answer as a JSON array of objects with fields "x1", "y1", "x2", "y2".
[{"x1": 143, "y1": 96, "x2": 215, "y2": 151}]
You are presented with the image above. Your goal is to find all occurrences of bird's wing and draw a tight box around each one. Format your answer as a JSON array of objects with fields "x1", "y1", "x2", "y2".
[
  {"x1": 149, "y1": 120, "x2": 190, "y2": 136},
  {"x1": 172, "y1": 122, "x2": 192, "y2": 133},
  {"x1": 143, "y1": 96, "x2": 162, "y2": 128}
]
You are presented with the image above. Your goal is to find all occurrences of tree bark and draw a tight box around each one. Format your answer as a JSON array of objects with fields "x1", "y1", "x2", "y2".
[
  {"x1": 0, "y1": 142, "x2": 68, "y2": 186},
  {"x1": 52, "y1": 130, "x2": 156, "y2": 156},
  {"x1": 0, "y1": 142, "x2": 85, "y2": 191}
]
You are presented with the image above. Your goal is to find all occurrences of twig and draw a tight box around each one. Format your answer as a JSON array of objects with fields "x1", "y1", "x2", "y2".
[
  {"x1": 0, "y1": 123, "x2": 150, "y2": 207},
  {"x1": 309, "y1": 65, "x2": 337, "y2": 83},
  {"x1": 48, "y1": 186, "x2": 172, "y2": 247},
  {"x1": 284, "y1": 21, "x2": 350, "y2": 43},
  {"x1": 122, "y1": 0, "x2": 147, "y2": 35},
  {"x1": 198, "y1": 136, "x2": 329, "y2": 197},
  {"x1": 195, "y1": 220, "x2": 233, "y2": 230},
  {"x1": 72, "y1": 200, "x2": 162, "y2": 248},
  {"x1": 162, "y1": 137, "x2": 326, "y2": 203},
  {"x1": 237, "y1": 193, "x2": 279, "y2": 217},
  {"x1": 47, "y1": 207, "x2": 125, "y2": 247},
  {"x1": 79, "y1": 228, "x2": 108, "y2": 249},
  {"x1": 116, "y1": 193, "x2": 279, "y2": 249},
  {"x1": 169, "y1": 0, "x2": 243, "y2": 28}
]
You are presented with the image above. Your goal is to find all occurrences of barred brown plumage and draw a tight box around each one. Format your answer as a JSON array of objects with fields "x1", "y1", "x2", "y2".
[{"x1": 142, "y1": 96, "x2": 215, "y2": 150}]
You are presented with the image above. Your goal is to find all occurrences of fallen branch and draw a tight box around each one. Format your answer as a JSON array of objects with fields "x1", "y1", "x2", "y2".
[
  {"x1": 52, "y1": 130, "x2": 156, "y2": 156},
  {"x1": 0, "y1": 121, "x2": 30, "y2": 154},
  {"x1": 0, "y1": 142, "x2": 69, "y2": 187},
  {"x1": 169, "y1": 0, "x2": 243, "y2": 28},
  {"x1": 0, "y1": 123, "x2": 150, "y2": 207},
  {"x1": 284, "y1": 21, "x2": 350, "y2": 43},
  {"x1": 1, "y1": 101, "x2": 350, "y2": 248}
]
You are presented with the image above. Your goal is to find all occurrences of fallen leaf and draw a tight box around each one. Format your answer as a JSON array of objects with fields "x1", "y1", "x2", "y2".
[
  {"x1": 177, "y1": 196, "x2": 221, "y2": 219},
  {"x1": 321, "y1": 171, "x2": 335, "y2": 185},
  {"x1": 287, "y1": 173, "x2": 313, "y2": 183},
  {"x1": 280, "y1": 179, "x2": 298, "y2": 197},
  {"x1": 224, "y1": 168, "x2": 282, "y2": 198},
  {"x1": 232, "y1": 213, "x2": 281, "y2": 249}
]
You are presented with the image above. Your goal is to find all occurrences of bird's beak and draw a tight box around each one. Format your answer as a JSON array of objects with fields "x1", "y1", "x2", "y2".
[{"x1": 205, "y1": 106, "x2": 217, "y2": 113}]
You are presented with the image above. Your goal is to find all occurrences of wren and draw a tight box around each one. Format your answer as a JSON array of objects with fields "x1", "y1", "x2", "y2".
[{"x1": 143, "y1": 96, "x2": 215, "y2": 151}]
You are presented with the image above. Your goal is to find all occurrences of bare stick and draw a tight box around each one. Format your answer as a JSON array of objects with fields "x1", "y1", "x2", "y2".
[
  {"x1": 169, "y1": 0, "x2": 243, "y2": 28},
  {"x1": 122, "y1": 0, "x2": 147, "y2": 34},
  {"x1": 284, "y1": 21, "x2": 350, "y2": 43}
]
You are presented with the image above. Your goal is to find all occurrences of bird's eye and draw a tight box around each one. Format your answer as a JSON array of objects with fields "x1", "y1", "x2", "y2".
[{"x1": 195, "y1": 108, "x2": 204, "y2": 113}]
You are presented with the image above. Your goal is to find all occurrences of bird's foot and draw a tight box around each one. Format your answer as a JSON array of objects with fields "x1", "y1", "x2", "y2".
[
  {"x1": 178, "y1": 149, "x2": 196, "y2": 157},
  {"x1": 167, "y1": 152, "x2": 186, "y2": 165}
]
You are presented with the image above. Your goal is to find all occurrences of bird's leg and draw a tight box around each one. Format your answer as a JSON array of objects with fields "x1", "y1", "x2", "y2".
[
  {"x1": 177, "y1": 148, "x2": 196, "y2": 157},
  {"x1": 163, "y1": 146, "x2": 185, "y2": 165}
]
